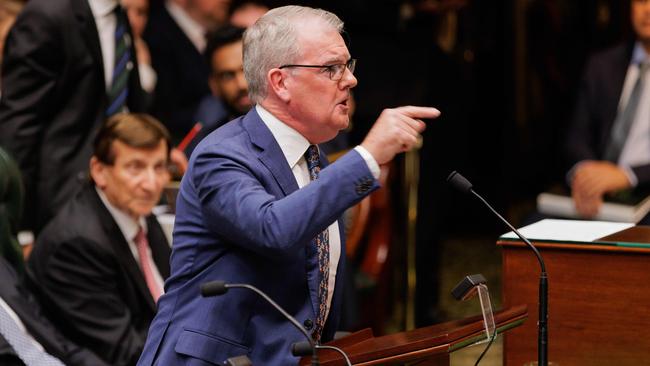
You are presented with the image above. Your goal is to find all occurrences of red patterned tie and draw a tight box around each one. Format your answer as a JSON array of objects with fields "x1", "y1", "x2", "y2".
[
  {"x1": 304, "y1": 145, "x2": 329, "y2": 342},
  {"x1": 134, "y1": 227, "x2": 161, "y2": 302}
]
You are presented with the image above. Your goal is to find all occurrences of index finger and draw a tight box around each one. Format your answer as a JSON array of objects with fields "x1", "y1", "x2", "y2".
[{"x1": 395, "y1": 106, "x2": 441, "y2": 119}]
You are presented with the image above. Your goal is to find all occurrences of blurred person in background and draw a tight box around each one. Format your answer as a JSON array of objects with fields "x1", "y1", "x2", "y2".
[
  {"x1": 0, "y1": 0, "x2": 22, "y2": 91},
  {"x1": 144, "y1": 0, "x2": 231, "y2": 142},
  {"x1": 229, "y1": 0, "x2": 267, "y2": 28},
  {"x1": 566, "y1": 0, "x2": 650, "y2": 220},
  {"x1": 0, "y1": 0, "x2": 149, "y2": 233},
  {"x1": 186, "y1": 25, "x2": 251, "y2": 155}
]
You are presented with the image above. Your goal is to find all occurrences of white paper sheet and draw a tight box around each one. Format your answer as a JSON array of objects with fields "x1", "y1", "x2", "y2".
[{"x1": 500, "y1": 219, "x2": 634, "y2": 243}]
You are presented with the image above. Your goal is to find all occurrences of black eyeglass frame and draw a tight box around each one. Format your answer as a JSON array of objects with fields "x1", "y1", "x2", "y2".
[{"x1": 278, "y1": 59, "x2": 357, "y2": 81}]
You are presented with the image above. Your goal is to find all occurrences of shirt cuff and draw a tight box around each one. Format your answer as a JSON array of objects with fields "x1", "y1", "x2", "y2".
[
  {"x1": 354, "y1": 145, "x2": 380, "y2": 179},
  {"x1": 620, "y1": 164, "x2": 638, "y2": 187},
  {"x1": 138, "y1": 63, "x2": 157, "y2": 93}
]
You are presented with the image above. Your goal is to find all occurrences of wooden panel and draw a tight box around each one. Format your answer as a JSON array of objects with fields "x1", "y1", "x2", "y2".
[
  {"x1": 300, "y1": 305, "x2": 527, "y2": 365},
  {"x1": 499, "y1": 240, "x2": 650, "y2": 365}
]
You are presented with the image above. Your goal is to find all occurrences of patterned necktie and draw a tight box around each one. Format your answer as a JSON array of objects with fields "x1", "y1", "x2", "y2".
[
  {"x1": 0, "y1": 303, "x2": 65, "y2": 366},
  {"x1": 304, "y1": 145, "x2": 329, "y2": 342},
  {"x1": 134, "y1": 227, "x2": 161, "y2": 302},
  {"x1": 605, "y1": 62, "x2": 649, "y2": 162},
  {"x1": 106, "y1": 6, "x2": 132, "y2": 116}
]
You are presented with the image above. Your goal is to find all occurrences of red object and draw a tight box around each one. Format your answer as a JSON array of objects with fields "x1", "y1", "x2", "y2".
[{"x1": 177, "y1": 122, "x2": 203, "y2": 151}]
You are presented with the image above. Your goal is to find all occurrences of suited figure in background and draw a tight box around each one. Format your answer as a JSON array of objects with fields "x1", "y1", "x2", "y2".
[
  {"x1": 27, "y1": 114, "x2": 172, "y2": 366},
  {"x1": 144, "y1": 0, "x2": 230, "y2": 141},
  {"x1": 138, "y1": 5, "x2": 439, "y2": 365},
  {"x1": 0, "y1": 0, "x2": 148, "y2": 233},
  {"x1": 566, "y1": 0, "x2": 650, "y2": 219},
  {"x1": 187, "y1": 25, "x2": 252, "y2": 155}
]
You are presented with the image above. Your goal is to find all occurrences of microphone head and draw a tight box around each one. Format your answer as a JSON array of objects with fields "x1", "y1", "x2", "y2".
[
  {"x1": 447, "y1": 171, "x2": 473, "y2": 193},
  {"x1": 200, "y1": 280, "x2": 228, "y2": 297}
]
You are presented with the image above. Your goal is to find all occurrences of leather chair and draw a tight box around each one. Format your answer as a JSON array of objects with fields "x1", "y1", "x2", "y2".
[{"x1": 0, "y1": 147, "x2": 24, "y2": 271}]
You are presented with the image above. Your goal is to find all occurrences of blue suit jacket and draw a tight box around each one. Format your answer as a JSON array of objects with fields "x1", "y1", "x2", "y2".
[{"x1": 138, "y1": 108, "x2": 379, "y2": 365}]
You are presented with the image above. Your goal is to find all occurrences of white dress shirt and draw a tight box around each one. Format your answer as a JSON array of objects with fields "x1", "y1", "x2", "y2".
[
  {"x1": 616, "y1": 43, "x2": 650, "y2": 185},
  {"x1": 255, "y1": 104, "x2": 379, "y2": 322},
  {"x1": 96, "y1": 188, "x2": 165, "y2": 294},
  {"x1": 88, "y1": 0, "x2": 122, "y2": 91},
  {"x1": 0, "y1": 297, "x2": 45, "y2": 351}
]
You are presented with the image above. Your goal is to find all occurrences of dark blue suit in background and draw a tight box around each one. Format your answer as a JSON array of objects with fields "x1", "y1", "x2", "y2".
[
  {"x1": 138, "y1": 108, "x2": 379, "y2": 365},
  {"x1": 565, "y1": 41, "x2": 650, "y2": 184}
]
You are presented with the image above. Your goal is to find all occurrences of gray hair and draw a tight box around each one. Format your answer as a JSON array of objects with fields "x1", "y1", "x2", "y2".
[{"x1": 243, "y1": 5, "x2": 344, "y2": 104}]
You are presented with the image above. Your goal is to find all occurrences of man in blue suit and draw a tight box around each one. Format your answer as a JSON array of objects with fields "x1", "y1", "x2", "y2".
[{"x1": 138, "y1": 5, "x2": 440, "y2": 365}]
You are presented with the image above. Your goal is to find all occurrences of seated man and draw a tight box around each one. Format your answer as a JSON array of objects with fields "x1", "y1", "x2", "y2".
[
  {"x1": 27, "y1": 114, "x2": 172, "y2": 366},
  {"x1": 566, "y1": 0, "x2": 650, "y2": 219}
]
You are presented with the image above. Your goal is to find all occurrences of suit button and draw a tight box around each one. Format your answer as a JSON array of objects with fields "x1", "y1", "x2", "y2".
[
  {"x1": 303, "y1": 319, "x2": 313, "y2": 330},
  {"x1": 356, "y1": 178, "x2": 373, "y2": 195}
]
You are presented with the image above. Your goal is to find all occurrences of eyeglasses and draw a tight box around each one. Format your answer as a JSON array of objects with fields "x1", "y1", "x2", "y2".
[{"x1": 279, "y1": 58, "x2": 357, "y2": 81}]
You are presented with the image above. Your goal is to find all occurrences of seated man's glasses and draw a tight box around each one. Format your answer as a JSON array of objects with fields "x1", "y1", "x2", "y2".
[{"x1": 279, "y1": 59, "x2": 356, "y2": 81}]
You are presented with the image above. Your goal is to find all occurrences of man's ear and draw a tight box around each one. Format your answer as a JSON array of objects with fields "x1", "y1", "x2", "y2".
[
  {"x1": 267, "y1": 68, "x2": 291, "y2": 103},
  {"x1": 89, "y1": 156, "x2": 107, "y2": 189}
]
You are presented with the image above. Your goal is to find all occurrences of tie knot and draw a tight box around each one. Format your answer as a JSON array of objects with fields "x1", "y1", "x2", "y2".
[{"x1": 134, "y1": 227, "x2": 146, "y2": 246}]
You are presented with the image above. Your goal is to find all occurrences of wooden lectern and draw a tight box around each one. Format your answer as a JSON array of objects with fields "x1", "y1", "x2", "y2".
[
  {"x1": 299, "y1": 305, "x2": 527, "y2": 365},
  {"x1": 499, "y1": 225, "x2": 650, "y2": 365}
]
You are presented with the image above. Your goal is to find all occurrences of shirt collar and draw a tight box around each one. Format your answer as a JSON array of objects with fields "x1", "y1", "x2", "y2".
[
  {"x1": 166, "y1": 1, "x2": 207, "y2": 52},
  {"x1": 255, "y1": 104, "x2": 311, "y2": 169},
  {"x1": 88, "y1": 0, "x2": 118, "y2": 18},
  {"x1": 631, "y1": 41, "x2": 649, "y2": 66},
  {"x1": 96, "y1": 187, "x2": 147, "y2": 242}
]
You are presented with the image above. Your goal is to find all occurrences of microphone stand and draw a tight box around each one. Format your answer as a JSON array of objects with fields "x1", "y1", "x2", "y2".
[
  {"x1": 446, "y1": 171, "x2": 547, "y2": 365},
  {"x1": 470, "y1": 190, "x2": 548, "y2": 366},
  {"x1": 201, "y1": 281, "x2": 320, "y2": 366}
]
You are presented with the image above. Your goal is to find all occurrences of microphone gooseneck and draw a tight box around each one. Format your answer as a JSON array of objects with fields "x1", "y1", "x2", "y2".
[
  {"x1": 200, "y1": 281, "x2": 320, "y2": 366},
  {"x1": 293, "y1": 342, "x2": 352, "y2": 366},
  {"x1": 446, "y1": 171, "x2": 549, "y2": 366}
]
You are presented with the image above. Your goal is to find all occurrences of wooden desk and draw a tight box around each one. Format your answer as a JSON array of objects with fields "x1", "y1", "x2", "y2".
[
  {"x1": 499, "y1": 226, "x2": 650, "y2": 365},
  {"x1": 300, "y1": 305, "x2": 527, "y2": 365}
]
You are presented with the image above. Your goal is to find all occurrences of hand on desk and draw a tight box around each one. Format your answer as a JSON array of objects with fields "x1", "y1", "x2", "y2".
[{"x1": 571, "y1": 160, "x2": 631, "y2": 218}]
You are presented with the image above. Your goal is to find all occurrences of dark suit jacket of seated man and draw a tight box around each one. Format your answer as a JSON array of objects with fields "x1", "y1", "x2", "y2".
[
  {"x1": 26, "y1": 114, "x2": 173, "y2": 366},
  {"x1": 138, "y1": 5, "x2": 440, "y2": 365},
  {"x1": 0, "y1": 256, "x2": 108, "y2": 366},
  {"x1": 565, "y1": 0, "x2": 650, "y2": 219}
]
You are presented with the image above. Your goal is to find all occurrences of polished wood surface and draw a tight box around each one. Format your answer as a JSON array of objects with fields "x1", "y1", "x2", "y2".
[
  {"x1": 300, "y1": 305, "x2": 527, "y2": 366},
  {"x1": 499, "y1": 232, "x2": 650, "y2": 366}
]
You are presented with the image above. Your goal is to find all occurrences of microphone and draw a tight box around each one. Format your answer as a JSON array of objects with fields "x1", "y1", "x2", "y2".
[
  {"x1": 446, "y1": 171, "x2": 549, "y2": 366},
  {"x1": 200, "y1": 281, "x2": 320, "y2": 366},
  {"x1": 292, "y1": 342, "x2": 352, "y2": 366}
]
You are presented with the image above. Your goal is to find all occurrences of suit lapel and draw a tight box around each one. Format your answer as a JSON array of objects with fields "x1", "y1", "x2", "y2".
[
  {"x1": 147, "y1": 216, "x2": 171, "y2": 279},
  {"x1": 242, "y1": 109, "x2": 299, "y2": 196},
  {"x1": 71, "y1": 0, "x2": 105, "y2": 90},
  {"x1": 88, "y1": 188, "x2": 157, "y2": 312},
  {"x1": 0, "y1": 259, "x2": 64, "y2": 358},
  {"x1": 242, "y1": 109, "x2": 323, "y2": 318}
]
